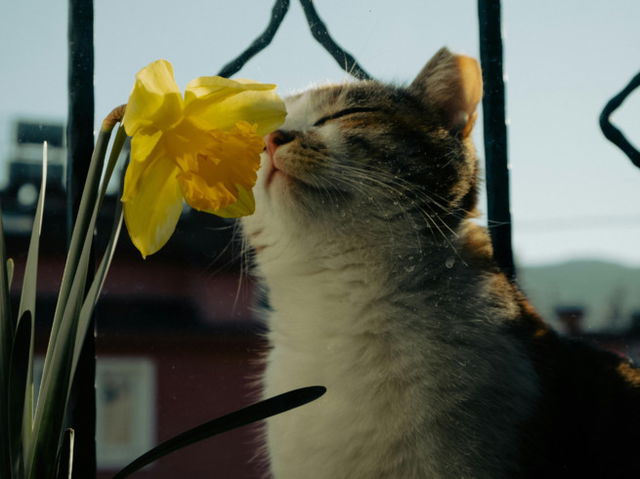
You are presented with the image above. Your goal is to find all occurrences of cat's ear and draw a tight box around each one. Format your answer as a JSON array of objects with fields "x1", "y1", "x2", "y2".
[{"x1": 410, "y1": 47, "x2": 483, "y2": 138}]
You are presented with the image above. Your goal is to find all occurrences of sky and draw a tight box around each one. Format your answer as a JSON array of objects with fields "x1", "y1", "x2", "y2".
[{"x1": 0, "y1": 0, "x2": 639, "y2": 267}]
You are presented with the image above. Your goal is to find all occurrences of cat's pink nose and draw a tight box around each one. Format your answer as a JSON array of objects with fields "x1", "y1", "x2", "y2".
[{"x1": 265, "y1": 130, "x2": 294, "y2": 159}]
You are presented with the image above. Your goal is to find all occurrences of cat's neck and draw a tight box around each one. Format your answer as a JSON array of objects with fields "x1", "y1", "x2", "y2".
[{"x1": 260, "y1": 218, "x2": 508, "y2": 341}]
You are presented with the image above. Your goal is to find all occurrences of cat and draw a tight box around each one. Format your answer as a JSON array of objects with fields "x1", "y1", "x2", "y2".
[{"x1": 241, "y1": 47, "x2": 640, "y2": 478}]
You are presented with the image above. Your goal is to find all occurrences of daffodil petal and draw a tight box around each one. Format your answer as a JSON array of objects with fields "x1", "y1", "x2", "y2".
[
  {"x1": 175, "y1": 122, "x2": 263, "y2": 215},
  {"x1": 123, "y1": 60, "x2": 184, "y2": 136},
  {"x1": 184, "y1": 76, "x2": 275, "y2": 106},
  {"x1": 131, "y1": 129, "x2": 163, "y2": 163},
  {"x1": 122, "y1": 130, "x2": 163, "y2": 202},
  {"x1": 211, "y1": 184, "x2": 256, "y2": 218},
  {"x1": 122, "y1": 156, "x2": 184, "y2": 258},
  {"x1": 184, "y1": 77, "x2": 286, "y2": 136}
]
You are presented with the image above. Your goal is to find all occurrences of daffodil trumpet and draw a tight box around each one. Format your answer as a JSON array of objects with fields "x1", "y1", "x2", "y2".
[{"x1": 121, "y1": 60, "x2": 286, "y2": 258}]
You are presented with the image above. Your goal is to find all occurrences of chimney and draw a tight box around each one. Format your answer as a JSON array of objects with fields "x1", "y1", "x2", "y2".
[{"x1": 555, "y1": 306, "x2": 585, "y2": 336}]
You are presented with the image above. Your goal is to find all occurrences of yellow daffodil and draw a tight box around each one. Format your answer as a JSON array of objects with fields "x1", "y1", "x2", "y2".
[{"x1": 121, "y1": 59, "x2": 286, "y2": 258}]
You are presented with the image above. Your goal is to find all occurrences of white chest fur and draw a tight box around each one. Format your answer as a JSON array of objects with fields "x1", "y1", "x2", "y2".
[{"x1": 257, "y1": 251, "x2": 539, "y2": 479}]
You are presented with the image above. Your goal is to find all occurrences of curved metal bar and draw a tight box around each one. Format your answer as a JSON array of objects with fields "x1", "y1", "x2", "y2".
[
  {"x1": 599, "y1": 71, "x2": 640, "y2": 168},
  {"x1": 217, "y1": 0, "x2": 291, "y2": 78},
  {"x1": 217, "y1": 0, "x2": 371, "y2": 81},
  {"x1": 298, "y1": 0, "x2": 372, "y2": 80}
]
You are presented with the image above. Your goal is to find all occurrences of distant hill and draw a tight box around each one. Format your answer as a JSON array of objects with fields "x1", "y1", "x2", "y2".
[{"x1": 519, "y1": 260, "x2": 640, "y2": 332}]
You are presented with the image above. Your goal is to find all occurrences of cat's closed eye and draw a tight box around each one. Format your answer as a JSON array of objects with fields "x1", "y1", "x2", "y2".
[{"x1": 313, "y1": 106, "x2": 380, "y2": 127}]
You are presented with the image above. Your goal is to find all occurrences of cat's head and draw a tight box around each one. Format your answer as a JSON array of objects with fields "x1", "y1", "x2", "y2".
[{"x1": 243, "y1": 48, "x2": 483, "y2": 261}]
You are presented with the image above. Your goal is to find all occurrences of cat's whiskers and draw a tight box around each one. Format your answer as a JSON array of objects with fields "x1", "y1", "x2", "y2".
[
  {"x1": 332, "y1": 165, "x2": 439, "y2": 253},
  {"x1": 337, "y1": 162, "x2": 470, "y2": 264},
  {"x1": 332, "y1": 162, "x2": 459, "y2": 253},
  {"x1": 439, "y1": 147, "x2": 461, "y2": 169},
  {"x1": 336, "y1": 170, "x2": 463, "y2": 263},
  {"x1": 339, "y1": 161, "x2": 469, "y2": 252},
  {"x1": 323, "y1": 173, "x2": 406, "y2": 250},
  {"x1": 204, "y1": 221, "x2": 241, "y2": 277},
  {"x1": 363, "y1": 162, "x2": 475, "y2": 222},
  {"x1": 233, "y1": 220, "x2": 252, "y2": 313}
]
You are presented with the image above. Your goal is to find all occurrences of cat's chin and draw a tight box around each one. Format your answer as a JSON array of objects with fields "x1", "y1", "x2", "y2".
[
  {"x1": 265, "y1": 166, "x2": 287, "y2": 188},
  {"x1": 262, "y1": 147, "x2": 295, "y2": 192}
]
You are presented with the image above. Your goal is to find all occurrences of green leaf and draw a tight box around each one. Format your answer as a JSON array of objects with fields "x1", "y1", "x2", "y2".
[
  {"x1": 0, "y1": 209, "x2": 13, "y2": 477},
  {"x1": 18, "y1": 141, "x2": 47, "y2": 321},
  {"x1": 67, "y1": 126, "x2": 126, "y2": 378},
  {"x1": 16, "y1": 141, "x2": 48, "y2": 469},
  {"x1": 8, "y1": 311, "x2": 33, "y2": 478},
  {"x1": 71, "y1": 202, "x2": 123, "y2": 377},
  {"x1": 6, "y1": 259, "x2": 14, "y2": 289},
  {"x1": 113, "y1": 386, "x2": 327, "y2": 479},
  {"x1": 43, "y1": 205, "x2": 123, "y2": 477},
  {"x1": 43, "y1": 128, "x2": 113, "y2": 370},
  {"x1": 68, "y1": 125, "x2": 126, "y2": 398},
  {"x1": 28, "y1": 125, "x2": 127, "y2": 479},
  {"x1": 55, "y1": 429, "x2": 74, "y2": 479},
  {"x1": 28, "y1": 302, "x2": 75, "y2": 478}
]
